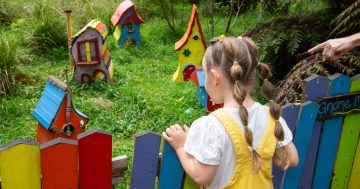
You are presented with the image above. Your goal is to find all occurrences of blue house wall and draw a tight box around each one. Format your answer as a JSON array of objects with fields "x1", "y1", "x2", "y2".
[{"x1": 119, "y1": 11, "x2": 142, "y2": 46}]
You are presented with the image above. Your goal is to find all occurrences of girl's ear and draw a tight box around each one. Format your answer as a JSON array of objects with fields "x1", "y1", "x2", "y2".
[{"x1": 210, "y1": 68, "x2": 221, "y2": 85}]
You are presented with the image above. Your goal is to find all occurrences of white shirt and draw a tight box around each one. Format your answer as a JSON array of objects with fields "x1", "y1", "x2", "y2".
[{"x1": 184, "y1": 102, "x2": 293, "y2": 189}]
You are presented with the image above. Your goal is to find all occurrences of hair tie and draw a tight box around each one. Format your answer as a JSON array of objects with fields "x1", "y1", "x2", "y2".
[
  {"x1": 234, "y1": 61, "x2": 239, "y2": 65},
  {"x1": 235, "y1": 80, "x2": 240, "y2": 84},
  {"x1": 218, "y1": 34, "x2": 225, "y2": 42},
  {"x1": 248, "y1": 146, "x2": 255, "y2": 152}
]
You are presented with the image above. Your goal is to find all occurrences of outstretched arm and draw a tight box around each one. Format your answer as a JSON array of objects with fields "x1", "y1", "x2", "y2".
[
  {"x1": 308, "y1": 32, "x2": 360, "y2": 60},
  {"x1": 163, "y1": 124, "x2": 218, "y2": 186}
]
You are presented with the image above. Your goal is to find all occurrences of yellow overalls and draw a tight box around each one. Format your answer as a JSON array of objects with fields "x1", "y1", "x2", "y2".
[{"x1": 211, "y1": 108, "x2": 276, "y2": 189}]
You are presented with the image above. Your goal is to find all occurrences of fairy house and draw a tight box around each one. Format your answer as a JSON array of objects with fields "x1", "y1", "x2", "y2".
[
  {"x1": 191, "y1": 66, "x2": 223, "y2": 112},
  {"x1": 111, "y1": 0, "x2": 144, "y2": 46},
  {"x1": 71, "y1": 19, "x2": 114, "y2": 83},
  {"x1": 32, "y1": 76, "x2": 89, "y2": 144},
  {"x1": 173, "y1": 4, "x2": 207, "y2": 82}
]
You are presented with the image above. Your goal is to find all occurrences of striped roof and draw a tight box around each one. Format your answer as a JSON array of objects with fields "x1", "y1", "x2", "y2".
[
  {"x1": 72, "y1": 19, "x2": 108, "y2": 44},
  {"x1": 111, "y1": 0, "x2": 144, "y2": 27},
  {"x1": 32, "y1": 77, "x2": 67, "y2": 130},
  {"x1": 32, "y1": 76, "x2": 88, "y2": 130}
]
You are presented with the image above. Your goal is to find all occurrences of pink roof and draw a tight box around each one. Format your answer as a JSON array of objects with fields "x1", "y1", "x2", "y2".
[{"x1": 111, "y1": 0, "x2": 144, "y2": 27}]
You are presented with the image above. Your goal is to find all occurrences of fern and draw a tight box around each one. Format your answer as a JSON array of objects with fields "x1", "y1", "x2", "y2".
[
  {"x1": 330, "y1": 0, "x2": 360, "y2": 37},
  {"x1": 287, "y1": 29, "x2": 302, "y2": 55}
]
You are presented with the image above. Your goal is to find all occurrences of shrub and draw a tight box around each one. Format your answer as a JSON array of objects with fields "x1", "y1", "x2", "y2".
[
  {"x1": 0, "y1": 36, "x2": 18, "y2": 97},
  {"x1": 30, "y1": 1, "x2": 67, "y2": 54}
]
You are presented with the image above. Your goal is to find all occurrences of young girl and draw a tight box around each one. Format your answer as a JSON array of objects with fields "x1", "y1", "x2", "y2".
[{"x1": 163, "y1": 36, "x2": 299, "y2": 189}]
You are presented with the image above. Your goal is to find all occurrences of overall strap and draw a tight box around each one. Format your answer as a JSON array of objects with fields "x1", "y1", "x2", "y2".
[
  {"x1": 211, "y1": 109, "x2": 250, "y2": 170},
  {"x1": 257, "y1": 111, "x2": 277, "y2": 158}
]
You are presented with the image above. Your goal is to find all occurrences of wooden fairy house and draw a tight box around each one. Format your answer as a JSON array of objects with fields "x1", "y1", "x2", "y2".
[
  {"x1": 173, "y1": 4, "x2": 207, "y2": 82},
  {"x1": 71, "y1": 19, "x2": 114, "y2": 83},
  {"x1": 32, "y1": 75, "x2": 89, "y2": 144},
  {"x1": 191, "y1": 66, "x2": 223, "y2": 112},
  {"x1": 111, "y1": 0, "x2": 144, "y2": 46}
]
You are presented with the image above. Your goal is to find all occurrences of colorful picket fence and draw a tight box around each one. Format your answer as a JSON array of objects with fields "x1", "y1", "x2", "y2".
[
  {"x1": 1, "y1": 73, "x2": 359, "y2": 189},
  {"x1": 0, "y1": 129, "x2": 127, "y2": 189},
  {"x1": 273, "y1": 73, "x2": 360, "y2": 189}
]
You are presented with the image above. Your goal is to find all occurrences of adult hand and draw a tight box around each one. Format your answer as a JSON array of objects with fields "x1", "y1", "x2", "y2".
[
  {"x1": 308, "y1": 33, "x2": 360, "y2": 60},
  {"x1": 308, "y1": 37, "x2": 353, "y2": 60},
  {"x1": 163, "y1": 124, "x2": 189, "y2": 151}
]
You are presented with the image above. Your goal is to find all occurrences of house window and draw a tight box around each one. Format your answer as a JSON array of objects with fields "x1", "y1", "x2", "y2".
[
  {"x1": 127, "y1": 22, "x2": 134, "y2": 33},
  {"x1": 77, "y1": 37, "x2": 100, "y2": 65},
  {"x1": 192, "y1": 34, "x2": 200, "y2": 40}
]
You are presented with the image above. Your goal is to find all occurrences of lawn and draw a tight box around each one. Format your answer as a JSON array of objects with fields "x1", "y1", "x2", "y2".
[{"x1": 0, "y1": 0, "x2": 321, "y2": 188}]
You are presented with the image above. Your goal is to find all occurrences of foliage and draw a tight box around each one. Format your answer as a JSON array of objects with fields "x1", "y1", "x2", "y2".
[
  {"x1": 154, "y1": 0, "x2": 181, "y2": 33},
  {"x1": 246, "y1": 10, "x2": 333, "y2": 79},
  {"x1": 330, "y1": 0, "x2": 360, "y2": 37},
  {"x1": 0, "y1": 36, "x2": 17, "y2": 96},
  {"x1": 30, "y1": 1, "x2": 68, "y2": 54},
  {"x1": 275, "y1": 50, "x2": 360, "y2": 105},
  {"x1": 273, "y1": 0, "x2": 360, "y2": 105}
]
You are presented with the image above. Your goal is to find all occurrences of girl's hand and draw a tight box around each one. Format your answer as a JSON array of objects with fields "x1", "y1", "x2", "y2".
[{"x1": 162, "y1": 124, "x2": 190, "y2": 151}]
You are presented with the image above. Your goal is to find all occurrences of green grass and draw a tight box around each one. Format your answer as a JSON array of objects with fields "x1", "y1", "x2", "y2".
[{"x1": 0, "y1": 1, "x2": 278, "y2": 188}]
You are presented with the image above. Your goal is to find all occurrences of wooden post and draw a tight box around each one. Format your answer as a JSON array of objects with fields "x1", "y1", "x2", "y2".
[
  {"x1": 112, "y1": 155, "x2": 128, "y2": 184},
  {"x1": 130, "y1": 131, "x2": 161, "y2": 189},
  {"x1": 40, "y1": 138, "x2": 78, "y2": 189},
  {"x1": 158, "y1": 141, "x2": 184, "y2": 189},
  {"x1": 0, "y1": 140, "x2": 41, "y2": 189},
  {"x1": 65, "y1": 9, "x2": 74, "y2": 69},
  {"x1": 78, "y1": 129, "x2": 112, "y2": 189},
  {"x1": 331, "y1": 74, "x2": 360, "y2": 189},
  {"x1": 313, "y1": 73, "x2": 350, "y2": 189}
]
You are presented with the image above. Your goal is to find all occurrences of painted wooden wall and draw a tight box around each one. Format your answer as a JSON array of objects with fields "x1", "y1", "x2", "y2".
[{"x1": 277, "y1": 73, "x2": 360, "y2": 189}]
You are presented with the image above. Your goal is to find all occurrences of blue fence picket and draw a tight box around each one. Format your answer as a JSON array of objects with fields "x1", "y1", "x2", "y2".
[
  {"x1": 282, "y1": 101, "x2": 319, "y2": 189},
  {"x1": 273, "y1": 103, "x2": 301, "y2": 189},
  {"x1": 158, "y1": 141, "x2": 184, "y2": 189},
  {"x1": 298, "y1": 75, "x2": 329, "y2": 189},
  {"x1": 313, "y1": 73, "x2": 351, "y2": 189},
  {"x1": 130, "y1": 131, "x2": 161, "y2": 189}
]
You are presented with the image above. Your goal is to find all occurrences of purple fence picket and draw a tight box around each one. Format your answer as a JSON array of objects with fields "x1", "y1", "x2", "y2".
[{"x1": 130, "y1": 131, "x2": 161, "y2": 189}]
